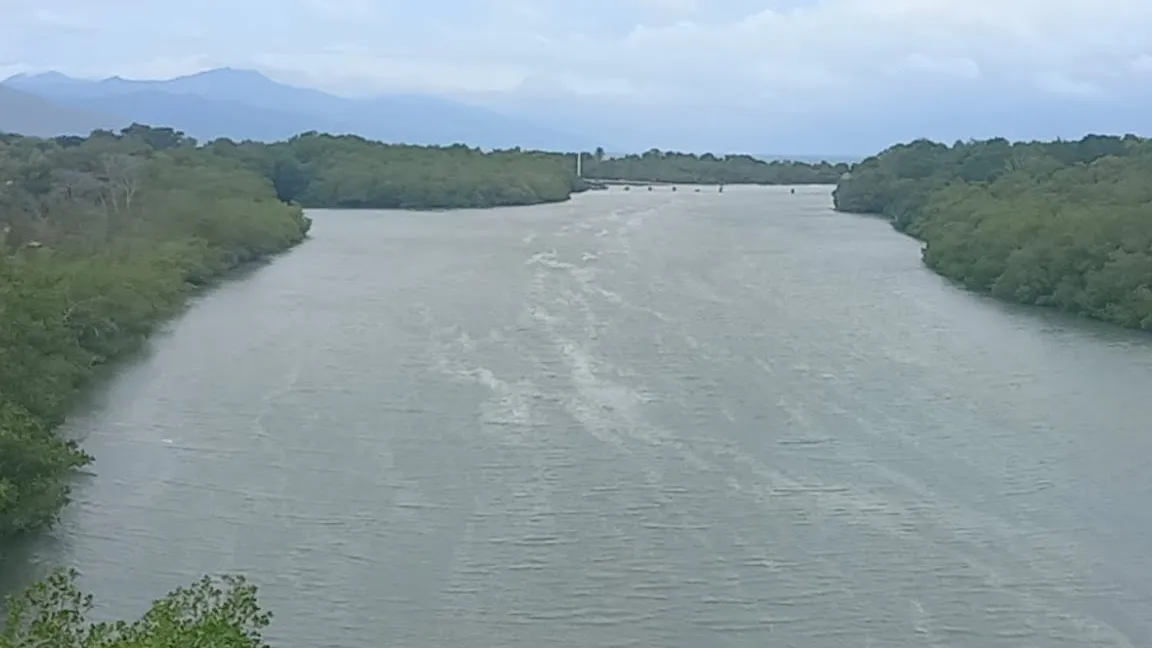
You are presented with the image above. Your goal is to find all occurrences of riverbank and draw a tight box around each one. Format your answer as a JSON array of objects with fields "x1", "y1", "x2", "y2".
[
  {"x1": 4, "y1": 126, "x2": 668, "y2": 540},
  {"x1": 833, "y1": 135, "x2": 1152, "y2": 331},
  {"x1": 7, "y1": 187, "x2": 1152, "y2": 647},
  {"x1": 0, "y1": 127, "x2": 315, "y2": 539}
]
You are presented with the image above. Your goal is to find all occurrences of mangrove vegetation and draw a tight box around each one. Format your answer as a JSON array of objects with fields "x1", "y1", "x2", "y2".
[
  {"x1": 1, "y1": 569, "x2": 271, "y2": 648},
  {"x1": 834, "y1": 134, "x2": 1152, "y2": 330},
  {"x1": 0, "y1": 125, "x2": 313, "y2": 539},
  {"x1": 210, "y1": 133, "x2": 584, "y2": 209},
  {"x1": 572, "y1": 148, "x2": 849, "y2": 185}
]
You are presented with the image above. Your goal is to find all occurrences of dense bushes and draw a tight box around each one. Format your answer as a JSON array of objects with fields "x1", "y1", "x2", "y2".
[
  {"x1": 1, "y1": 569, "x2": 271, "y2": 648},
  {"x1": 833, "y1": 135, "x2": 1152, "y2": 330},
  {"x1": 568, "y1": 149, "x2": 848, "y2": 185},
  {"x1": 209, "y1": 133, "x2": 581, "y2": 209},
  {"x1": 0, "y1": 126, "x2": 312, "y2": 538}
]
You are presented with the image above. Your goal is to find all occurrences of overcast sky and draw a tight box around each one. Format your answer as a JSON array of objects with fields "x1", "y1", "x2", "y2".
[{"x1": 3, "y1": 0, "x2": 1151, "y2": 154}]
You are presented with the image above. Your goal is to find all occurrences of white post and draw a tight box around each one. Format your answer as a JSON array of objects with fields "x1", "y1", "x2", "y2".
[{"x1": 576, "y1": 152, "x2": 583, "y2": 178}]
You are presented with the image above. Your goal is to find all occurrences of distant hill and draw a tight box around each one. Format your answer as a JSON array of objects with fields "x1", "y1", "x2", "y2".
[
  {"x1": 2, "y1": 68, "x2": 594, "y2": 150},
  {"x1": 0, "y1": 85, "x2": 124, "y2": 136},
  {"x1": 43, "y1": 90, "x2": 345, "y2": 143}
]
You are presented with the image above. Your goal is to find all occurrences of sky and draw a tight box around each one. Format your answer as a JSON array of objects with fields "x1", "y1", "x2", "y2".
[{"x1": 2, "y1": 0, "x2": 1152, "y2": 154}]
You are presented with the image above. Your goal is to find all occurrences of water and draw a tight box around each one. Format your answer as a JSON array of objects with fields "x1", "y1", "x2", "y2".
[{"x1": 3, "y1": 185, "x2": 1152, "y2": 647}]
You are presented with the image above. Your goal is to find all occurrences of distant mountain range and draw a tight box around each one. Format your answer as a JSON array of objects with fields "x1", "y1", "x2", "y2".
[
  {"x1": 0, "y1": 68, "x2": 594, "y2": 150},
  {"x1": 0, "y1": 85, "x2": 123, "y2": 137}
]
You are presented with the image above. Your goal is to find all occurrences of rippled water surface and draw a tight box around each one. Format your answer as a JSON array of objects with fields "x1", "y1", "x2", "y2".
[{"x1": 5, "y1": 186, "x2": 1152, "y2": 647}]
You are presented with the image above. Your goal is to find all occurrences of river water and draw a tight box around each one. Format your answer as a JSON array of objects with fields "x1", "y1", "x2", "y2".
[{"x1": 3, "y1": 186, "x2": 1152, "y2": 647}]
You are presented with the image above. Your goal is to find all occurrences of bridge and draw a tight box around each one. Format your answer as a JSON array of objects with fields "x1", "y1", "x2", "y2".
[
  {"x1": 584, "y1": 178, "x2": 682, "y2": 186},
  {"x1": 585, "y1": 177, "x2": 718, "y2": 190}
]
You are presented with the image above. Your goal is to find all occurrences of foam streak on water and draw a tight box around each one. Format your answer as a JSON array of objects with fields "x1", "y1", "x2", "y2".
[{"x1": 5, "y1": 186, "x2": 1152, "y2": 648}]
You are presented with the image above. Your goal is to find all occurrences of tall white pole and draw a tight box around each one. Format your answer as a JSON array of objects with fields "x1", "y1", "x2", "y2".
[{"x1": 576, "y1": 151, "x2": 583, "y2": 178}]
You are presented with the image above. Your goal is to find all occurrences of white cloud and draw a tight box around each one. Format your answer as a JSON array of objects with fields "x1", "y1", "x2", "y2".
[
  {"x1": 1033, "y1": 71, "x2": 1103, "y2": 98},
  {"x1": 24, "y1": 8, "x2": 92, "y2": 29},
  {"x1": 254, "y1": 47, "x2": 529, "y2": 95},
  {"x1": 1129, "y1": 54, "x2": 1152, "y2": 73},
  {"x1": 6, "y1": 0, "x2": 1152, "y2": 151},
  {"x1": 627, "y1": 0, "x2": 697, "y2": 14},
  {"x1": 297, "y1": 0, "x2": 381, "y2": 19},
  {"x1": 6, "y1": 0, "x2": 1152, "y2": 110},
  {"x1": 0, "y1": 61, "x2": 32, "y2": 79},
  {"x1": 381, "y1": 0, "x2": 1152, "y2": 110},
  {"x1": 886, "y1": 54, "x2": 982, "y2": 80}
]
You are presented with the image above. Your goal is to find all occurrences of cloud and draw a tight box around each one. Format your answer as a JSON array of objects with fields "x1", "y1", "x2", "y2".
[
  {"x1": 6, "y1": 0, "x2": 1152, "y2": 101},
  {"x1": 23, "y1": 8, "x2": 93, "y2": 30},
  {"x1": 886, "y1": 54, "x2": 982, "y2": 81},
  {"x1": 297, "y1": 0, "x2": 381, "y2": 19},
  {"x1": 0, "y1": 60, "x2": 32, "y2": 79},
  {"x1": 391, "y1": 0, "x2": 1152, "y2": 110},
  {"x1": 627, "y1": 0, "x2": 697, "y2": 14},
  {"x1": 1129, "y1": 54, "x2": 1152, "y2": 73},
  {"x1": 1033, "y1": 71, "x2": 1103, "y2": 98},
  {"x1": 4, "y1": 0, "x2": 1152, "y2": 151}
]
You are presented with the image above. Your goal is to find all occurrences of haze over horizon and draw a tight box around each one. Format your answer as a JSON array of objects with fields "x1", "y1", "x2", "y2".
[{"x1": 3, "y1": 0, "x2": 1152, "y2": 154}]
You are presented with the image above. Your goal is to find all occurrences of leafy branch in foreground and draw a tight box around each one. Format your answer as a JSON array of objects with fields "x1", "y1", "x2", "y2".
[{"x1": 0, "y1": 568, "x2": 271, "y2": 648}]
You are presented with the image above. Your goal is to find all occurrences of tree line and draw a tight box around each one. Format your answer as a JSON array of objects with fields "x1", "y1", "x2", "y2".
[
  {"x1": 202, "y1": 139, "x2": 848, "y2": 210},
  {"x1": 0, "y1": 125, "x2": 314, "y2": 542},
  {"x1": 209, "y1": 132, "x2": 584, "y2": 209},
  {"x1": 834, "y1": 134, "x2": 1152, "y2": 330},
  {"x1": 568, "y1": 148, "x2": 848, "y2": 184}
]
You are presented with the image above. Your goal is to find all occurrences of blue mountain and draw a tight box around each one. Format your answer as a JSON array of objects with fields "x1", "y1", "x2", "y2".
[
  {"x1": 2, "y1": 68, "x2": 594, "y2": 150},
  {"x1": 0, "y1": 84, "x2": 124, "y2": 136}
]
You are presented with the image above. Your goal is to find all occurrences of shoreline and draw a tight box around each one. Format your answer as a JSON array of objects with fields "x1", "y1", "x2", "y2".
[{"x1": 835, "y1": 206, "x2": 1152, "y2": 334}]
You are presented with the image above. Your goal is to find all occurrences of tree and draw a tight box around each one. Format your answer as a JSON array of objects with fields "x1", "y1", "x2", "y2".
[
  {"x1": 565, "y1": 148, "x2": 848, "y2": 185},
  {"x1": 0, "y1": 129, "x2": 312, "y2": 537},
  {"x1": 119, "y1": 124, "x2": 194, "y2": 151},
  {"x1": 98, "y1": 153, "x2": 143, "y2": 214},
  {"x1": 833, "y1": 133, "x2": 1152, "y2": 330},
  {"x1": 0, "y1": 569, "x2": 271, "y2": 648},
  {"x1": 209, "y1": 132, "x2": 581, "y2": 209}
]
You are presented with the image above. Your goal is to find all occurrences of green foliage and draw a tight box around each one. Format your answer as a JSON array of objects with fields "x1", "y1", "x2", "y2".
[
  {"x1": 833, "y1": 134, "x2": 1152, "y2": 330},
  {"x1": 205, "y1": 138, "x2": 846, "y2": 206},
  {"x1": 0, "y1": 402, "x2": 90, "y2": 533},
  {"x1": 209, "y1": 133, "x2": 581, "y2": 209},
  {"x1": 0, "y1": 125, "x2": 312, "y2": 538},
  {"x1": 571, "y1": 149, "x2": 848, "y2": 185},
  {"x1": 0, "y1": 568, "x2": 271, "y2": 648}
]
